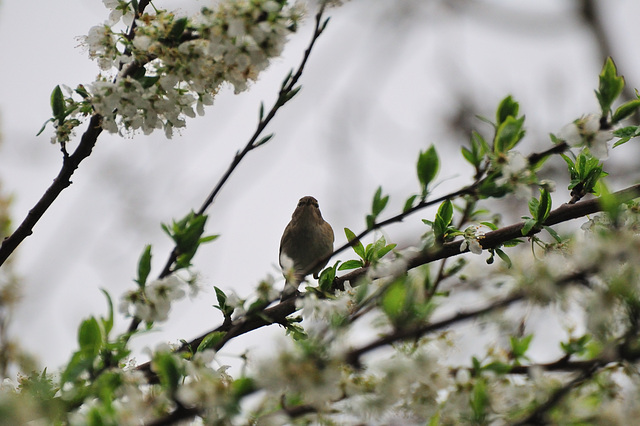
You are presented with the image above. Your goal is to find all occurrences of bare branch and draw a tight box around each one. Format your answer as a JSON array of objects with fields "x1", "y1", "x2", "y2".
[{"x1": 0, "y1": 114, "x2": 103, "y2": 268}]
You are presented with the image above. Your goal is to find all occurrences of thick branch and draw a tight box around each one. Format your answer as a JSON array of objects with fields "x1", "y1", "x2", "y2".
[
  {"x1": 334, "y1": 183, "x2": 640, "y2": 290},
  {"x1": 135, "y1": 182, "x2": 640, "y2": 381},
  {"x1": 0, "y1": 114, "x2": 103, "y2": 267}
]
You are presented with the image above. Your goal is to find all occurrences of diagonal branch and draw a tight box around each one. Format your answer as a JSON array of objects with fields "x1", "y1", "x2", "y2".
[
  {"x1": 0, "y1": 114, "x2": 103, "y2": 268},
  {"x1": 135, "y1": 182, "x2": 640, "y2": 381},
  {"x1": 334, "y1": 182, "x2": 640, "y2": 290},
  {"x1": 0, "y1": 2, "x2": 158, "y2": 270},
  {"x1": 124, "y1": 4, "x2": 328, "y2": 336},
  {"x1": 154, "y1": 4, "x2": 328, "y2": 281}
]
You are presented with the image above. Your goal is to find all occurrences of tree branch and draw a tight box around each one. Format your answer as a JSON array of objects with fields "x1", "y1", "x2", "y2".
[
  {"x1": 134, "y1": 182, "x2": 640, "y2": 382},
  {"x1": 122, "y1": 5, "x2": 329, "y2": 336},
  {"x1": 0, "y1": 114, "x2": 103, "y2": 268},
  {"x1": 334, "y1": 182, "x2": 640, "y2": 290},
  {"x1": 154, "y1": 4, "x2": 328, "y2": 281},
  {"x1": 513, "y1": 365, "x2": 600, "y2": 426}
]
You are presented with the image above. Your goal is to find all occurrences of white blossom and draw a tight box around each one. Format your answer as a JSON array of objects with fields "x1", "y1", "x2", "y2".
[
  {"x1": 495, "y1": 151, "x2": 533, "y2": 199},
  {"x1": 78, "y1": 0, "x2": 304, "y2": 140},
  {"x1": 459, "y1": 224, "x2": 488, "y2": 255},
  {"x1": 559, "y1": 114, "x2": 614, "y2": 159}
]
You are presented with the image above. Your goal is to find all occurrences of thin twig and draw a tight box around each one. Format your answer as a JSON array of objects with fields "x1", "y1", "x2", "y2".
[
  {"x1": 153, "y1": 4, "x2": 328, "y2": 282},
  {"x1": 126, "y1": 4, "x2": 329, "y2": 336}
]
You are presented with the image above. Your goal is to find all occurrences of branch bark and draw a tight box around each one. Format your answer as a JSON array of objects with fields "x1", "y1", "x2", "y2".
[{"x1": 0, "y1": 114, "x2": 103, "y2": 267}]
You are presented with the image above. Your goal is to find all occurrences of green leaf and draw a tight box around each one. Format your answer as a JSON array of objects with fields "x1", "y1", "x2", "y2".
[
  {"x1": 366, "y1": 214, "x2": 375, "y2": 230},
  {"x1": 344, "y1": 227, "x2": 365, "y2": 259},
  {"x1": 461, "y1": 146, "x2": 476, "y2": 166},
  {"x1": 528, "y1": 197, "x2": 540, "y2": 219},
  {"x1": 403, "y1": 194, "x2": 418, "y2": 213},
  {"x1": 51, "y1": 85, "x2": 65, "y2": 122},
  {"x1": 371, "y1": 186, "x2": 389, "y2": 217},
  {"x1": 199, "y1": 234, "x2": 219, "y2": 244},
  {"x1": 376, "y1": 243, "x2": 396, "y2": 259},
  {"x1": 254, "y1": 133, "x2": 274, "y2": 147},
  {"x1": 437, "y1": 199, "x2": 453, "y2": 227},
  {"x1": 318, "y1": 261, "x2": 338, "y2": 292},
  {"x1": 470, "y1": 378, "x2": 489, "y2": 423},
  {"x1": 168, "y1": 17, "x2": 188, "y2": 41},
  {"x1": 100, "y1": 289, "x2": 114, "y2": 337},
  {"x1": 231, "y1": 377, "x2": 257, "y2": 399},
  {"x1": 560, "y1": 335, "x2": 591, "y2": 356},
  {"x1": 543, "y1": 225, "x2": 562, "y2": 243},
  {"x1": 154, "y1": 352, "x2": 182, "y2": 393},
  {"x1": 596, "y1": 57, "x2": 624, "y2": 116},
  {"x1": 496, "y1": 95, "x2": 519, "y2": 125},
  {"x1": 613, "y1": 125, "x2": 640, "y2": 147},
  {"x1": 197, "y1": 331, "x2": 226, "y2": 352},
  {"x1": 338, "y1": 259, "x2": 364, "y2": 271},
  {"x1": 510, "y1": 334, "x2": 533, "y2": 360},
  {"x1": 136, "y1": 245, "x2": 152, "y2": 288},
  {"x1": 78, "y1": 317, "x2": 102, "y2": 357},
  {"x1": 381, "y1": 280, "x2": 406, "y2": 322},
  {"x1": 612, "y1": 99, "x2": 640, "y2": 123},
  {"x1": 536, "y1": 189, "x2": 552, "y2": 222},
  {"x1": 281, "y1": 69, "x2": 293, "y2": 90},
  {"x1": 483, "y1": 361, "x2": 512, "y2": 374},
  {"x1": 417, "y1": 145, "x2": 440, "y2": 196},
  {"x1": 285, "y1": 86, "x2": 302, "y2": 102},
  {"x1": 214, "y1": 286, "x2": 228, "y2": 310},
  {"x1": 597, "y1": 181, "x2": 623, "y2": 224},
  {"x1": 179, "y1": 215, "x2": 208, "y2": 252},
  {"x1": 62, "y1": 352, "x2": 94, "y2": 384},
  {"x1": 494, "y1": 115, "x2": 525, "y2": 153},
  {"x1": 521, "y1": 218, "x2": 536, "y2": 236},
  {"x1": 495, "y1": 248, "x2": 512, "y2": 268},
  {"x1": 36, "y1": 118, "x2": 54, "y2": 136}
]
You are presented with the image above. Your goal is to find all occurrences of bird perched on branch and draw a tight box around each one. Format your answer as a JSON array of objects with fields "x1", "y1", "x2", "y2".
[{"x1": 279, "y1": 196, "x2": 334, "y2": 300}]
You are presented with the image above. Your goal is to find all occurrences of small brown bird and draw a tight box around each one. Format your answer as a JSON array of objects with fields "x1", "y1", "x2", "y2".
[{"x1": 279, "y1": 196, "x2": 334, "y2": 299}]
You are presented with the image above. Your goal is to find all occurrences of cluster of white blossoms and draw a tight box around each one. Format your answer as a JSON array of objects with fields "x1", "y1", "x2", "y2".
[
  {"x1": 82, "y1": 0, "x2": 304, "y2": 138},
  {"x1": 119, "y1": 274, "x2": 197, "y2": 323},
  {"x1": 460, "y1": 223, "x2": 490, "y2": 255},
  {"x1": 559, "y1": 114, "x2": 615, "y2": 159},
  {"x1": 494, "y1": 151, "x2": 534, "y2": 199}
]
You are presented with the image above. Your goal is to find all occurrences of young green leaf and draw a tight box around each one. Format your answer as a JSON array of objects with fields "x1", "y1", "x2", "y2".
[
  {"x1": 417, "y1": 145, "x2": 440, "y2": 197},
  {"x1": 371, "y1": 186, "x2": 389, "y2": 217},
  {"x1": 100, "y1": 289, "x2": 114, "y2": 337},
  {"x1": 51, "y1": 85, "x2": 65, "y2": 122},
  {"x1": 495, "y1": 248, "x2": 512, "y2": 268},
  {"x1": 494, "y1": 115, "x2": 525, "y2": 153},
  {"x1": 437, "y1": 199, "x2": 453, "y2": 227},
  {"x1": 596, "y1": 57, "x2": 624, "y2": 116},
  {"x1": 197, "y1": 331, "x2": 226, "y2": 352},
  {"x1": 536, "y1": 189, "x2": 552, "y2": 223},
  {"x1": 403, "y1": 194, "x2": 418, "y2": 213},
  {"x1": 612, "y1": 99, "x2": 640, "y2": 123},
  {"x1": 78, "y1": 317, "x2": 102, "y2": 357},
  {"x1": 167, "y1": 17, "x2": 188, "y2": 42},
  {"x1": 381, "y1": 280, "x2": 407, "y2": 323},
  {"x1": 136, "y1": 245, "x2": 152, "y2": 288},
  {"x1": 338, "y1": 259, "x2": 364, "y2": 271},
  {"x1": 344, "y1": 227, "x2": 365, "y2": 259},
  {"x1": 154, "y1": 352, "x2": 182, "y2": 393},
  {"x1": 254, "y1": 133, "x2": 274, "y2": 148},
  {"x1": 496, "y1": 95, "x2": 519, "y2": 125}
]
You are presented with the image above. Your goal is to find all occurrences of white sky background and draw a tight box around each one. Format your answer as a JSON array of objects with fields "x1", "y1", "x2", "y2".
[{"x1": 1, "y1": 0, "x2": 640, "y2": 373}]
